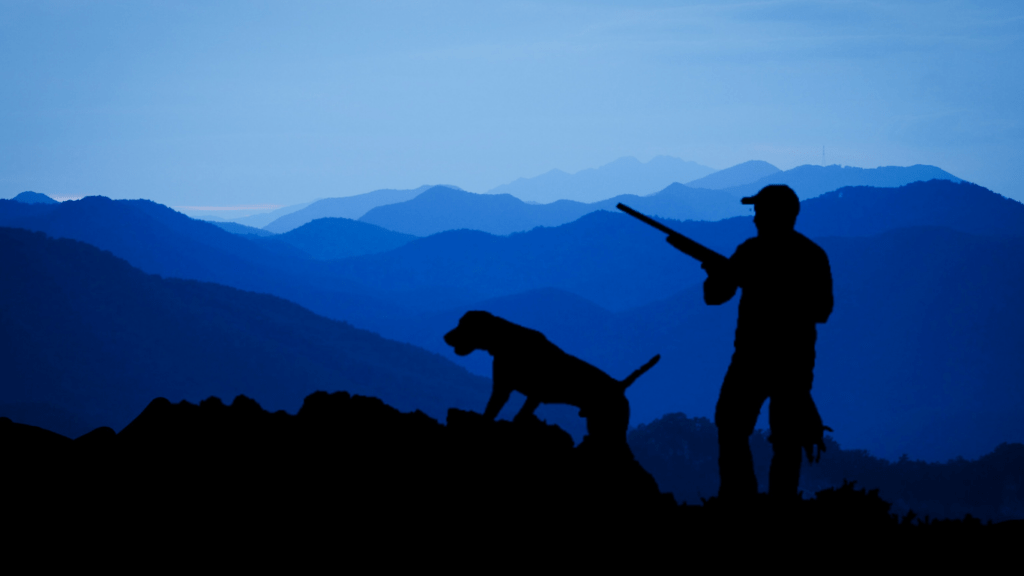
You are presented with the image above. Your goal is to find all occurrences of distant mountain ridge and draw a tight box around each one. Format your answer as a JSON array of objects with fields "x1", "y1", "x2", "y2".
[
  {"x1": 13, "y1": 191, "x2": 57, "y2": 204},
  {"x1": 268, "y1": 217, "x2": 417, "y2": 260},
  {"x1": 724, "y1": 164, "x2": 961, "y2": 200},
  {"x1": 228, "y1": 202, "x2": 312, "y2": 229},
  {"x1": 683, "y1": 160, "x2": 780, "y2": 189},
  {"x1": 487, "y1": 156, "x2": 715, "y2": 204},
  {"x1": 213, "y1": 221, "x2": 275, "y2": 237},
  {"x1": 263, "y1": 185, "x2": 460, "y2": 234},
  {"x1": 1, "y1": 179, "x2": 1010, "y2": 319},
  {"x1": 360, "y1": 186, "x2": 595, "y2": 236},
  {"x1": 361, "y1": 165, "x2": 963, "y2": 236}
]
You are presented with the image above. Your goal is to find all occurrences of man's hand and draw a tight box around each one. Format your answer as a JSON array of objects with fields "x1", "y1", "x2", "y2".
[
  {"x1": 696, "y1": 250, "x2": 732, "y2": 279},
  {"x1": 666, "y1": 236, "x2": 730, "y2": 271},
  {"x1": 804, "y1": 426, "x2": 834, "y2": 463},
  {"x1": 700, "y1": 258, "x2": 730, "y2": 276}
]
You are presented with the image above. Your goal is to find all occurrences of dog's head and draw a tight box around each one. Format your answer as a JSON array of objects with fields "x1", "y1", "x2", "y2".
[{"x1": 444, "y1": 311, "x2": 497, "y2": 356}]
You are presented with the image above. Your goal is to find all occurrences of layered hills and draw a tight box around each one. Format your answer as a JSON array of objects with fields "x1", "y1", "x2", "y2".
[
  {"x1": 212, "y1": 221, "x2": 275, "y2": 237},
  {"x1": 262, "y1": 185, "x2": 449, "y2": 233},
  {"x1": 1, "y1": 179, "x2": 1021, "y2": 461},
  {"x1": 359, "y1": 165, "x2": 963, "y2": 237},
  {"x1": 266, "y1": 217, "x2": 417, "y2": 260},
  {"x1": 228, "y1": 201, "x2": 311, "y2": 228},
  {"x1": 209, "y1": 215, "x2": 418, "y2": 260},
  {"x1": 0, "y1": 227, "x2": 489, "y2": 437},
  {"x1": 360, "y1": 185, "x2": 596, "y2": 237}
]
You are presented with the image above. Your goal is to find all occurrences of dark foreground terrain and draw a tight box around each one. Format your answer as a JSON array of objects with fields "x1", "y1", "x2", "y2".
[{"x1": 3, "y1": 392, "x2": 1018, "y2": 561}]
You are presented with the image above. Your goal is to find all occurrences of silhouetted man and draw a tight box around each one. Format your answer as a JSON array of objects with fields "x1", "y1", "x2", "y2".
[{"x1": 681, "y1": 185, "x2": 832, "y2": 501}]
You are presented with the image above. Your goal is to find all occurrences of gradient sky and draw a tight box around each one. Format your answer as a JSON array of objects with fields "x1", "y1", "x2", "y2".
[{"x1": 2, "y1": 0, "x2": 1021, "y2": 207}]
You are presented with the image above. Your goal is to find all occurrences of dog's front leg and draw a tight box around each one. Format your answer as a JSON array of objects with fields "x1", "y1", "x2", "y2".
[{"x1": 483, "y1": 384, "x2": 511, "y2": 420}]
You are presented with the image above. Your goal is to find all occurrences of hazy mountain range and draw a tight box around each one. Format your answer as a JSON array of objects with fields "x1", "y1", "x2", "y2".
[
  {"x1": 266, "y1": 217, "x2": 416, "y2": 260},
  {"x1": 724, "y1": 163, "x2": 961, "y2": 200},
  {"x1": 200, "y1": 161, "x2": 961, "y2": 237},
  {"x1": 486, "y1": 156, "x2": 715, "y2": 204},
  {"x1": 356, "y1": 164, "x2": 963, "y2": 237},
  {"x1": 1, "y1": 177, "x2": 1021, "y2": 461},
  {"x1": 229, "y1": 202, "x2": 312, "y2": 228},
  {"x1": 212, "y1": 217, "x2": 418, "y2": 260},
  {"x1": 262, "y1": 185, "x2": 459, "y2": 234},
  {"x1": 212, "y1": 221, "x2": 275, "y2": 237}
]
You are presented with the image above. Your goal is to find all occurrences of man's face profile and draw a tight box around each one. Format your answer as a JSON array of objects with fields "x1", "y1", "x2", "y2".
[{"x1": 753, "y1": 205, "x2": 795, "y2": 236}]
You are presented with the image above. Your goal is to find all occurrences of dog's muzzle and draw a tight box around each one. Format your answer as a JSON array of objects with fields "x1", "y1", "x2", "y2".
[{"x1": 444, "y1": 328, "x2": 473, "y2": 356}]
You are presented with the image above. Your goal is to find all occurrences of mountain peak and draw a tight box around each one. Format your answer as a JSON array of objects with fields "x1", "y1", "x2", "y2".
[
  {"x1": 684, "y1": 161, "x2": 780, "y2": 190},
  {"x1": 14, "y1": 191, "x2": 58, "y2": 205},
  {"x1": 262, "y1": 186, "x2": 442, "y2": 234}
]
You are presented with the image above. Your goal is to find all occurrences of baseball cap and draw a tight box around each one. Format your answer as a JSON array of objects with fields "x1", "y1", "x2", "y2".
[{"x1": 741, "y1": 185, "x2": 800, "y2": 215}]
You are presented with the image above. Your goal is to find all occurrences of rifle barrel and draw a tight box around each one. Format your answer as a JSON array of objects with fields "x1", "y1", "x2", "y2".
[
  {"x1": 616, "y1": 203, "x2": 676, "y2": 236},
  {"x1": 616, "y1": 203, "x2": 726, "y2": 265}
]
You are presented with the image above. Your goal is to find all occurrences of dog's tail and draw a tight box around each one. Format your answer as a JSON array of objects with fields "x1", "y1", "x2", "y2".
[{"x1": 621, "y1": 354, "x2": 660, "y2": 389}]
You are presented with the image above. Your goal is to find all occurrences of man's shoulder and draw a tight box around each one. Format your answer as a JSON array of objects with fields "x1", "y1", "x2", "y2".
[
  {"x1": 793, "y1": 231, "x2": 828, "y2": 257},
  {"x1": 736, "y1": 233, "x2": 817, "y2": 251},
  {"x1": 734, "y1": 232, "x2": 829, "y2": 262}
]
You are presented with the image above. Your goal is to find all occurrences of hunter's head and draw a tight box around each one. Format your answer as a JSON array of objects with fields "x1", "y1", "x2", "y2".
[{"x1": 742, "y1": 185, "x2": 799, "y2": 236}]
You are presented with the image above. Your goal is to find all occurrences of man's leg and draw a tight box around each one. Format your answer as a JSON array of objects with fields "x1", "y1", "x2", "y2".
[
  {"x1": 715, "y1": 362, "x2": 766, "y2": 501},
  {"x1": 717, "y1": 430, "x2": 758, "y2": 500},
  {"x1": 768, "y1": 442, "x2": 802, "y2": 499},
  {"x1": 767, "y1": 390, "x2": 816, "y2": 500}
]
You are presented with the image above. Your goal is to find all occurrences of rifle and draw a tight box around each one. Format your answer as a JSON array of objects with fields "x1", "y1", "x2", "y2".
[{"x1": 616, "y1": 203, "x2": 728, "y2": 266}]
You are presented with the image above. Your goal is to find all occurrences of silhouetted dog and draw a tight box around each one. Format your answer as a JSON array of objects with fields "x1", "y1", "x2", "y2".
[{"x1": 444, "y1": 311, "x2": 659, "y2": 443}]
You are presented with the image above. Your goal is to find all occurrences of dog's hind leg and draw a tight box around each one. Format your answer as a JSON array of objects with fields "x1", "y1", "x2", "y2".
[{"x1": 513, "y1": 397, "x2": 541, "y2": 422}]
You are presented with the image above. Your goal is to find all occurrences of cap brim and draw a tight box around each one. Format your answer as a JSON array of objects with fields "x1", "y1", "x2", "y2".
[{"x1": 741, "y1": 196, "x2": 757, "y2": 205}]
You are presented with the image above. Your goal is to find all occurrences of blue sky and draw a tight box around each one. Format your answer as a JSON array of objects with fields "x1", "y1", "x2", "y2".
[{"x1": 2, "y1": 0, "x2": 1021, "y2": 207}]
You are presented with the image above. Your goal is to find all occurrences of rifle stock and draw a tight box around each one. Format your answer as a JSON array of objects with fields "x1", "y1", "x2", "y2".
[{"x1": 616, "y1": 203, "x2": 727, "y2": 265}]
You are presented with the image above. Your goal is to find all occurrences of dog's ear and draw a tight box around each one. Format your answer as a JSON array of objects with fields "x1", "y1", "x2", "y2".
[{"x1": 465, "y1": 311, "x2": 501, "y2": 353}]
